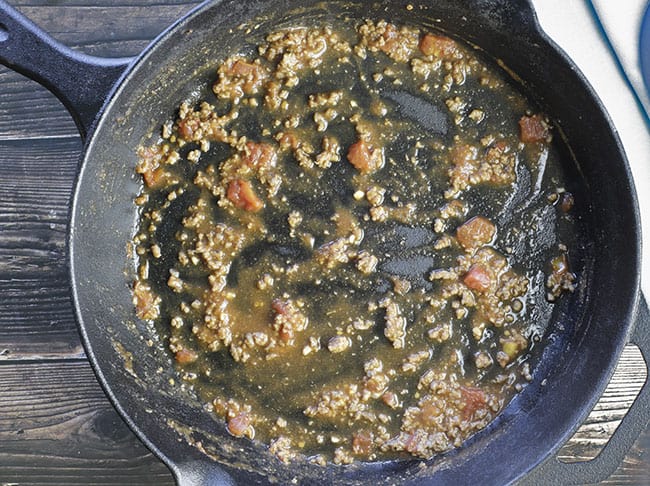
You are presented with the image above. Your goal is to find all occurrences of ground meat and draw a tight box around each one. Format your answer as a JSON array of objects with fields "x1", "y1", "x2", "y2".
[
  {"x1": 214, "y1": 57, "x2": 269, "y2": 100},
  {"x1": 358, "y1": 20, "x2": 419, "y2": 62},
  {"x1": 447, "y1": 141, "x2": 517, "y2": 196},
  {"x1": 272, "y1": 298, "x2": 308, "y2": 345},
  {"x1": 269, "y1": 436, "x2": 296, "y2": 463},
  {"x1": 382, "y1": 300, "x2": 407, "y2": 349},
  {"x1": 497, "y1": 331, "x2": 528, "y2": 367},
  {"x1": 136, "y1": 145, "x2": 176, "y2": 188},
  {"x1": 133, "y1": 19, "x2": 576, "y2": 466},
  {"x1": 243, "y1": 141, "x2": 277, "y2": 170},
  {"x1": 175, "y1": 101, "x2": 237, "y2": 144},
  {"x1": 546, "y1": 253, "x2": 576, "y2": 301},
  {"x1": 133, "y1": 281, "x2": 160, "y2": 320},
  {"x1": 328, "y1": 335, "x2": 351, "y2": 353},
  {"x1": 382, "y1": 373, "x2": 497, "y2": 458},
  {"x1": 356, "y1": 251, "x2": 378, "y2": 274},
  {"x1": 315, "y1": 239, "x2": 347, "y2": 267}
]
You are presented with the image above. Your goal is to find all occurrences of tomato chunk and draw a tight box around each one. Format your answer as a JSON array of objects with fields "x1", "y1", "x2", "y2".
[
  {"x1": 560, "y1": 192, "x2": 574, "y2": 213},
  {"x1": 175, "y1": 348, "x2": 198, "y2": 364},
  {"x1": 243, "y1": 141, "x2": 277, "y2": 170},
  {"x1": 456, "y1": 216, "x2": 496, "y2": 250},
  {"x1": 177, "y1": 117, "x2": 200, "y2": 141},
  {"x1": 519, "y1": 114, "x2": 549, "y2": 143},
  {"x1": 141, "y1": 167, "x2": 165, "y2": 188},
  {"x1": 347, "y1": 140, "x2": 384, "y2": 174},
  {"x1": 136, "y1": 146, "x2": 167, "y2": 188},
  {"x1": 463, "y1": 264, "x2": 492, "y2": 292},
  {"x1": 227, "y1": 59, "x2": 267, "y2": 94},
  {"x1": 271, "y1": 299, "x2": 288, "y2": 315},
  {"x1": 419, "y1": 33, "x2": 459, "y2": 57},
  {"x1": 460, "y1": 386, "x2": 487, "y2": 420},
  {"x1": 227, "y1": 412, "x2": 251, "y2": 437},
  {"x1": 352, "y1": 430, "x2": 374, "y2": 455},
  {"x1": 227, "y1": 179, "x2": 263, "y2": 212},
  {"x1": 229, "y1": 59, "x2": 257, "y2": 76}
]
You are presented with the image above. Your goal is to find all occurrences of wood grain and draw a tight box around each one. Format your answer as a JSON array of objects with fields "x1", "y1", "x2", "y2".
[
  {"x1": 0, "y1": 357, "x2": 645, "y2": 485},
  {"x1": 0, "y1": 360, "x2": 174, "y2": 485},
  {"x1": 560, "y1": 346, "x2": 650, "y2": 484},
  {"x1": 0, "y1": 137, "x2": 81, "y2": 358}
]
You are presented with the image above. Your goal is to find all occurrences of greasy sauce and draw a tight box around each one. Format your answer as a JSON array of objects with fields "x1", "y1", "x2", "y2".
[{"x1": 132, "y1": 20, "x2": 576, "y2": 465}]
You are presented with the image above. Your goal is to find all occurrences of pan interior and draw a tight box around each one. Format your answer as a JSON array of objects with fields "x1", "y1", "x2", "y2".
[{"x1": 69, "y1": 0, "x2": 639, "y2": 484}]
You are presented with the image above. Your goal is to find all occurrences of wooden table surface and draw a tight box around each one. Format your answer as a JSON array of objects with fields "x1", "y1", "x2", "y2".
[{"x1": 0, "y1": 1, "x2": 648, "y2": 484}]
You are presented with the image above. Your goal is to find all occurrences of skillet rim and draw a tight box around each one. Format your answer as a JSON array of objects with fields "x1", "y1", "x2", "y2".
[{"x1": 68, "y1": 0, "x2": 642, "y2": 484}]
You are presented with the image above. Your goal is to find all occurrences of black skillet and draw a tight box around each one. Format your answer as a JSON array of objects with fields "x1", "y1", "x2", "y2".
[{"x1": 1, "y1": 0, "x2": 649, "y2": 484}]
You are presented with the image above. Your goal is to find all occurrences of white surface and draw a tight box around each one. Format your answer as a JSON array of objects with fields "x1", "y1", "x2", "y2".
[
  {"x1": 532, "y1": 0, "x2": 650, "y2": 297},
  {"x1": 591, "y1": 0, "x2": 650, "y2": 115}
]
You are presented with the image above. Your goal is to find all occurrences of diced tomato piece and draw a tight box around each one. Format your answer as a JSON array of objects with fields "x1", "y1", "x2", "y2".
[
  {"x1": 352, "y1": 430, "x2": 374, "y2": 455},
  {"x1": 243, "y1": 141, "x2": 277, "y2": 170},
  {"x1": 136, "y1": 146, "x2": 167, "y2": 188},
  {"x1": 381, "y1": 391, "x2": 399, "y2": 408},
  {"x1": 463, "y1": 264, "x2": 492, "y2": 292},
  {"x1": 231, "y1": 59, "x2": 257, "y2": 76},
  {"x1": 419, "y1": 33, "x2": 458, "y2": 57},
  {"x1": 347, "y1": 140, "x2": 384, "y2": 174},
  {"x1": 177, "y1": 117, "x2": 200, "y2": 141},
  {"x1": 380, "y1": 23, "x2": 400, "y2": 53},
  {"x1": 560, "y1": 192, "x2": 574, "y2": 213},
  {"x1": 272, "y1": 299, "x2": 288, "y2": 315},
  {"x1": 456, "y1": 216, "x2": 496, "y2": 250},
  {"x1": 175, "y1": 348, "x2": 198, "y2": 364},
  {"x1": 404, "y1": 430, "x2": 426, "y2": 454},
  {"x1": 460, "y1": 386, "x2": 487, "y2": 420},
  {"x1": 277, "y1": 326, "x2": 293, "y2": 344},
  {"x1": 278, "y1": 131, "x2": 299, "y2": 150},
  {"x1": 225, "y1": 59, "x2": 267, "y2": 94},
  {"x1": 227, "y1": 179, "x2": 263, "y2": 212},
  {"x1": 519, "y1": 114, "x2": 549, "y2": 143},
  {"x1": 142, "y1": 167, "x2": 165, "y2": 188},
  {"x1": 227, "y1": 412, "x2": 251, "y2": 437}
]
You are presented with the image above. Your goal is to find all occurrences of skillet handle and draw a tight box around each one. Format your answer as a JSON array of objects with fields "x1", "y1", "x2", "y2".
[
  {"x1": 0, "y1": 0, "x2": 133, "y2": 139},
  {"x1": 172, "y1": 461, "x2": 237, "y2": 486},
  {"x1": 520, "y1": 294, "x2": 650, "y2": 485}
]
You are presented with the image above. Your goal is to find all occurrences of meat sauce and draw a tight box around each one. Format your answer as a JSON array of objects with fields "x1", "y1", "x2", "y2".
[{"x1": 132, "y1": 20, "x2": 576, "y2": 465}]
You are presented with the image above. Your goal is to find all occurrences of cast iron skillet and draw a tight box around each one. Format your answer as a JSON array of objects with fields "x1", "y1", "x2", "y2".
[{"x1": 1, "y1": 0, "x2": 649, "y2": 484}]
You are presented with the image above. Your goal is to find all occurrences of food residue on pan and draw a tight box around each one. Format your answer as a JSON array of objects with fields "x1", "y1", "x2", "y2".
[{"x1": 132, "y1": 20, "x2": 577, "y2": 465}]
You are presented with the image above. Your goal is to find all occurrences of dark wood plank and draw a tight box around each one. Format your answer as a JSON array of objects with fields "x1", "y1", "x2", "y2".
[
  {"x1": 0, "y1": 0, "x2": 200, "y2": 141},
  {"x1": 0, "y1": 358, "x2": 646, "y2": 485},
  {"x1": 14, "y1": 4, "x2": 199, "y2": 55},
  {"x1": 0, "y1": 69, "x2": 78, "y2": 140},
  {"x1": 0, "y1": 360, "x2": 174, "y2": 485},
  {"x1": 0, "y1": 137, "x2": 81, "y2": 358}
]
